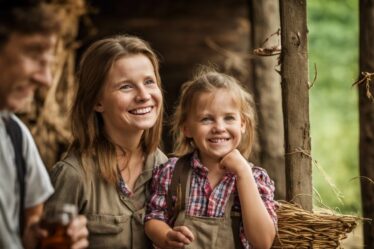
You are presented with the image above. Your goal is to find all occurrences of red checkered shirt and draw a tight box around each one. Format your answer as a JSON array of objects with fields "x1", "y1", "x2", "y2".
[{"x1": 145, "y1": 151, "x2": 277, "y2": 249}]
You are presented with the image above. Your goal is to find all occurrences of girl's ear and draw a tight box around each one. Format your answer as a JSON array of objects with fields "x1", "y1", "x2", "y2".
[
  {"x1": 241, "y1": 120, "x2": 246, "y2": 134},
  {"x1": 94, "y1": 102, "x2": 104, "y2": 113}
]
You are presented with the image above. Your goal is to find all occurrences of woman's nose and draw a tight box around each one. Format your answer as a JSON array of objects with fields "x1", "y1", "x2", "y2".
[{"x1": 135, "y1": 86, "x2": 151, "y2": 102}]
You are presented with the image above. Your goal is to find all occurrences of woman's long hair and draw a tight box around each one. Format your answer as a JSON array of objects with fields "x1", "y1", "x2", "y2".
[{"x1": 69, "y1": 35, "x2": 163, "y2": 184}]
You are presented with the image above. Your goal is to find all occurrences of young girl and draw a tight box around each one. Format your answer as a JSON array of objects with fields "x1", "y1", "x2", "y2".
[{"x1": 145, "y1": 69, "x2": 277, "y2": 249}]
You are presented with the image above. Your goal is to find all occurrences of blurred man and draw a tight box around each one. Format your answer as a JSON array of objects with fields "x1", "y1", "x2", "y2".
[{"x1": 0, "y1": 1, "x2": 88, "y2": 248}]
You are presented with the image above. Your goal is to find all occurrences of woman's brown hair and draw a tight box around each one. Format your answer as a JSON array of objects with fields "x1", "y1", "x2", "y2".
[{"x1": 69, "y1": 35, "x2": 163, "y2": 184}]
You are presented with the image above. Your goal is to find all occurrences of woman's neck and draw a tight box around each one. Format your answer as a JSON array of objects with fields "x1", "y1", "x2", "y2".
[
  {"x1": 116, "y1": 138, "x2": 145, "y2": 190},
  {"x1": 104, "y1": 125, "x2": 144, "y2": 154}
]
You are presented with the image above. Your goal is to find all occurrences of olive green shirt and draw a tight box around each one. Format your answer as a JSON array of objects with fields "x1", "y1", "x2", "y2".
[{"x1": 46, "y1": 149, "x2": 167, "y2": 249}]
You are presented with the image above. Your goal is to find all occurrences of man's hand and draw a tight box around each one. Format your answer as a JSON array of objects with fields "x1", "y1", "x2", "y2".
[{"x1": 22, "y1": 215, "x2": 47, "y2": 249}]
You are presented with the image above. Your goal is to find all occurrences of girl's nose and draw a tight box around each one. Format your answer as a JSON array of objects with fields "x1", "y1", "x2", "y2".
[{"x1": 212, "y1": 120, "x2": 225, "y2": 133}]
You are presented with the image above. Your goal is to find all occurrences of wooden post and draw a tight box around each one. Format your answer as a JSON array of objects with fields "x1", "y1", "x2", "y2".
[
  {"x1": 250, "y1": 0, "x2": 286, "y2": 200},
  {"x1": 358, "y1": 0, "x2": 374, "y2": 247},
  {"x1": 279, "y1": 0, "x2": 312, "y2": 210}
]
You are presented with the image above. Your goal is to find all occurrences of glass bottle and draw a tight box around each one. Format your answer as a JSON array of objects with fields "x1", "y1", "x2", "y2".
[{"x1": 39, "y1": 203, "x2": 77, "y2": 249}]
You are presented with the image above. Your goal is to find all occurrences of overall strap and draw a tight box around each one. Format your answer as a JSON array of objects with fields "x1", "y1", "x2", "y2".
[
  {"x1": 3, "y1": 117, "x2": 27, "y2": 236},
  {"x1": 166, "y1": 153, "x2": 193, "y2": 222}
]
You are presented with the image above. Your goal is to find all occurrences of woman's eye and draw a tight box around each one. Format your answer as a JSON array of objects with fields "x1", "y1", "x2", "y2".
[
  {"x1": 120, "y1": 84, "x2": 132, "y2": 90},
  {"x1": 145, "y1": 78, "x2": 156, "y2": 85}
]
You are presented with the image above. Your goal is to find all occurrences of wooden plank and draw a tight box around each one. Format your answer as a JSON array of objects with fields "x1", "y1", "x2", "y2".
[
  {"x1": 250, "y1": 0, "x2": 286, "y2": 200},
  {"x1": 358, "y1": 0, "x2": 374, "y2": 247},
  {"x1": 279, "y1": 0, "x2": 312, "y2": 210}
]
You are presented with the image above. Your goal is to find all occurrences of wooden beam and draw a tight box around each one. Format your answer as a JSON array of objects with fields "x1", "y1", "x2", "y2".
[
  {"x1": 358, "y1": 0, "x2": 374, "y2": 247},
  {"x1": 279, "y1": 0, "x2": 312, "y2": 210},
  {"x1": 251, "y1": 0, "x2": 286, "y2": 200}
]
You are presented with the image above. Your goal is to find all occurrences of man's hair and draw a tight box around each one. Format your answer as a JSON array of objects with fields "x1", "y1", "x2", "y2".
[{"x1": 0, "y1": 1, "x2": 61, "y2": 47}]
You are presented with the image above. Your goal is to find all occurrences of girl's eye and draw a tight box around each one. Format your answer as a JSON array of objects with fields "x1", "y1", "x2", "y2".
[
  {"x1": 225, "y1": 115, "x2": 236, "y2": 121},
  {"x1": 201, "y1": 117, "x2": 213, "y2": 124}
]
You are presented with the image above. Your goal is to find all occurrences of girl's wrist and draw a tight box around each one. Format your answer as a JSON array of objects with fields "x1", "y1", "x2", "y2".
[{"x1": 235, "y1": 165, "x2": 253, "y2": 181}]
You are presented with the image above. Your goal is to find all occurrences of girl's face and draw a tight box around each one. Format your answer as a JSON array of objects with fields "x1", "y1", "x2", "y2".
[
  {"x1": 183, "y1": 89, "x2": 245, "y2": 163},
  {"x1": 95, "y1": 54, "x2": 162, "y2": 136}
]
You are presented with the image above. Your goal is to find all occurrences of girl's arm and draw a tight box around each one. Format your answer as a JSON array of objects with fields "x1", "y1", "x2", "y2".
[
  {"x1": 144, "y1": 158, "x2": 194, "y2": 249},
  {"x1": 145, "y1": 220, "x2": 193, "y2": 249},
  {"x1": 220, "y1": 150, "x2": 276, "y2": 249}
]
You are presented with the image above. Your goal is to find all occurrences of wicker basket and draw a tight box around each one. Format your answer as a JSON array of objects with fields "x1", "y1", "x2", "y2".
[{"x1": 272, "y1": 201, "x2": 362, "y2": 249}]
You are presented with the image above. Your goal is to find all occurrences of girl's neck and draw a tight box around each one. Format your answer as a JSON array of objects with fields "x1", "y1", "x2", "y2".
[
  {"x1": 199, "y1": 152, "x2": 226, "y2": 189},
  {"x1": 199, "y1": 152, "x2": 221, "y2": 172}
]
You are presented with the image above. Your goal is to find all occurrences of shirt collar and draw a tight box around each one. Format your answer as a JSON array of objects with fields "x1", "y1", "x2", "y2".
[{"x1": 190, "y1": 150, "x2": 235, "y2": 178}]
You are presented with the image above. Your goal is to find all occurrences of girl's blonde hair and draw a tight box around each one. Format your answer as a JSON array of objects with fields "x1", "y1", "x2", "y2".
[
  {"x1": 172, "y1": 69, "x2": 256, "y2": 158},
  {"x1": 69, "y1": 35, "x2": 163, "y2": 184}
]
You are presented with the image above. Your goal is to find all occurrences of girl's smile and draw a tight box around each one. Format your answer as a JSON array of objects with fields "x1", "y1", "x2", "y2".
[{"x1": 183, "y1": 89, "x2": 245, "y2": 165}]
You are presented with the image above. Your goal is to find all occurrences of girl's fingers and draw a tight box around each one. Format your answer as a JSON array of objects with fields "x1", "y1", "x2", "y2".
[
  {"x1": 174, "y1": 226, "x2": 194, "y2": 242},
  {"x1": 165, "y1": 240, "x2": 185, "y2": 249},
  {"x1": 167, "y1": 227, "x2": 193, "y2": 245}
]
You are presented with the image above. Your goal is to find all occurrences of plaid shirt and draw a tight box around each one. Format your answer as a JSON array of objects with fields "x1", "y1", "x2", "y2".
[{"x1": 145, "y1": 151, "x2": 277, "y2": 249}]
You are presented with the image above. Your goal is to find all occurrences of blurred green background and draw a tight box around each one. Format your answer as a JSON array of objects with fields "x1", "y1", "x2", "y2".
[{"x1": 308, "y1": 0, "x2": 361, "y2": 214}]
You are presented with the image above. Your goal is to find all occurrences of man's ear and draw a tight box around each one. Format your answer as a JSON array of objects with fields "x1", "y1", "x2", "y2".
[{"x1": 94, "y1": 102, "x2": 104, "y2": 113}]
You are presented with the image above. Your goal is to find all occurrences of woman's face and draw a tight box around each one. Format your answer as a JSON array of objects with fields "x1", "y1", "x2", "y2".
[{"x1": 95, "y1": 54, "x2": 162, "y2": 137}]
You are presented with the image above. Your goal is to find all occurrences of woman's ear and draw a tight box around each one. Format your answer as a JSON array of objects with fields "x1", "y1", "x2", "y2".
[{"x1": 94, "y1": 102, "x2": 104, "y2": 113}]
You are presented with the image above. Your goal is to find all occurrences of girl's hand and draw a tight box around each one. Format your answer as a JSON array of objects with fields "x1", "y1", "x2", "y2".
[
  {"x1": 220, "y1": 149, "x2": 251, "y2": 176},
  {"x1": 164, "y1": 226, "x2": 194, "y2": 249}
]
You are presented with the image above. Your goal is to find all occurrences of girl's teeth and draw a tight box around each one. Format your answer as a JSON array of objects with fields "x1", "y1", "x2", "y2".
[{"x1": 210, "y1": 138, "x2": 228, "y2": 143}]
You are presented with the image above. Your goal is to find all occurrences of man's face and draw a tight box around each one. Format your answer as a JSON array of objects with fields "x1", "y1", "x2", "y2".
[{"x1": 0, "y1": 33, "x2": 56, "y2": 111}]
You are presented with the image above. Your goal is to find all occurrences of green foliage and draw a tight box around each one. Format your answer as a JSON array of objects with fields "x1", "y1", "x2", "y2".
[{"x1": 308, "y1": 0, "x2": 361, "y2": 214}]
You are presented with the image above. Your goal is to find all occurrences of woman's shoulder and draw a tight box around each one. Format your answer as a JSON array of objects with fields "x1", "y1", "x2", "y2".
[
  {"x1": 154, "y1": 148, "x2": 168, "y2": 165},
  {"x1": 50, "y1": 153, "x2": 88, "y2": 182}
]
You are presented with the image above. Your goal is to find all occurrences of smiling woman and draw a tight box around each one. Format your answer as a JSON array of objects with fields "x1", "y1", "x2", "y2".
[
  {"x1": 95, "y1": 54, "x2": 162, "y2": 137},
  {"x1": 44, "y1": 35, "x2": 167, "y2": 249}
]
